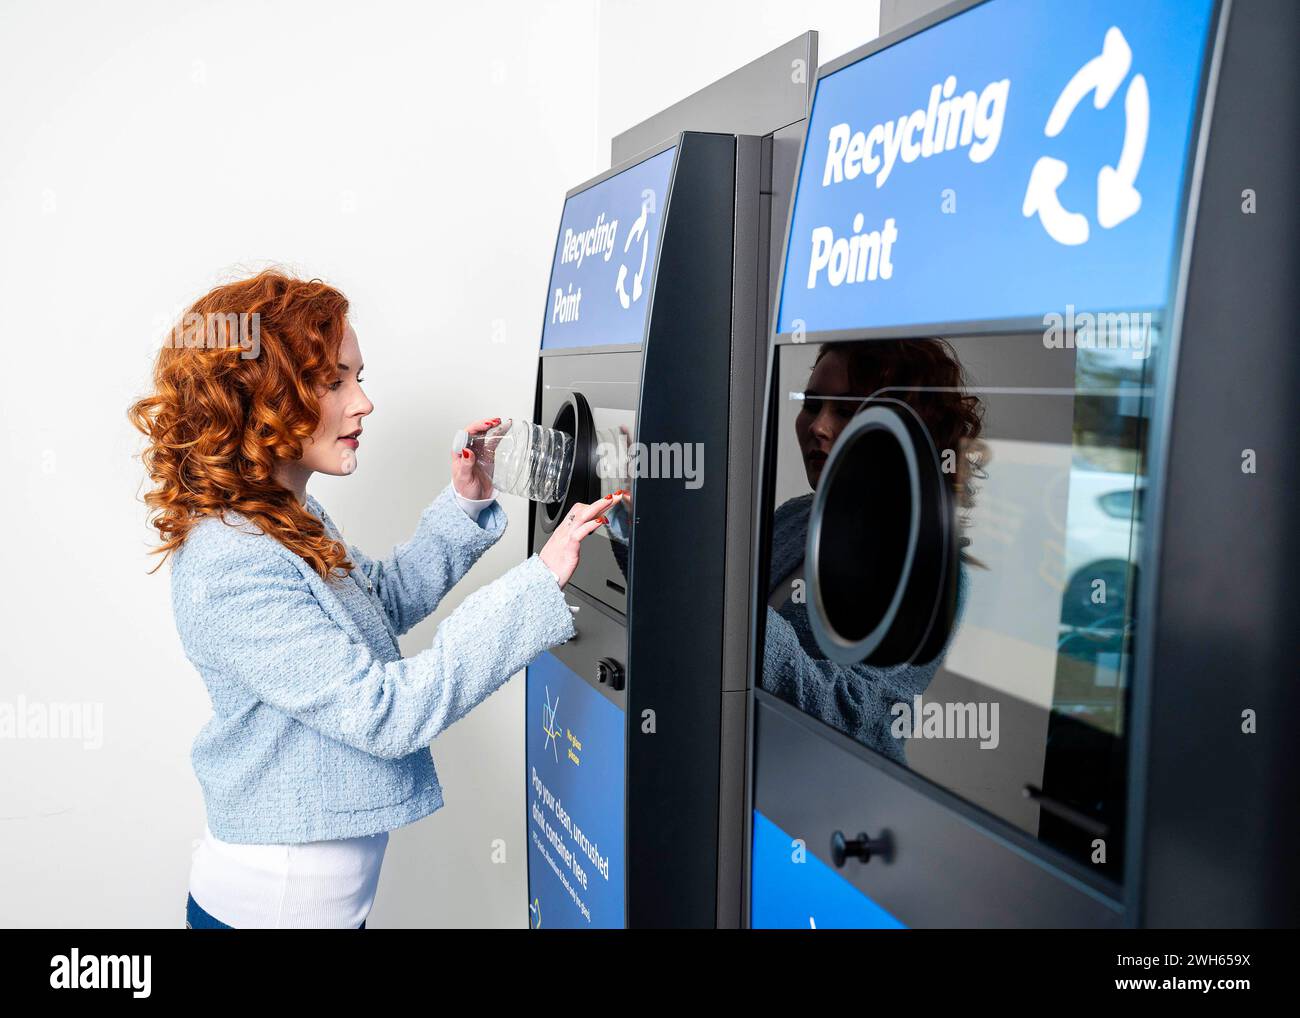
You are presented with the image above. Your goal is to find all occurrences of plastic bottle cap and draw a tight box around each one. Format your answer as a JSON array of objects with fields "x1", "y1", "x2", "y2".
[{"x1": 451, "y1": 429, "x2": 469, "y2": 455}]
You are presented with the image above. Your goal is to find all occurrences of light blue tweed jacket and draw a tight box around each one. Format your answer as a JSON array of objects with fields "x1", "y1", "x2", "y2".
[{"x1": 171, "y1": 482, "x2": 575, "y2": 844}]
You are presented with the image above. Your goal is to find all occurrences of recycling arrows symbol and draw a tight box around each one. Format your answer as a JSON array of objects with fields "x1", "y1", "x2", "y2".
[
  {"x1": 1097, "y1": 71, "x2": 1148, "y2": 229},
  {"x1": 616, "y1": 201, "x2": 651, "y2": 309},
  {"x1": 1023, "y1": 26, "x2": 1149, "y2": 246}
]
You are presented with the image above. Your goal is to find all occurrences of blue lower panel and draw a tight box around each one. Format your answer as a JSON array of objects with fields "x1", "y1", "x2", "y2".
[
  {"x1": 750, "y1": 810, "x2": 906, "y2": 929},
  {"x1": 526, "y1": 652, "x2": 625, "y2": 928}
]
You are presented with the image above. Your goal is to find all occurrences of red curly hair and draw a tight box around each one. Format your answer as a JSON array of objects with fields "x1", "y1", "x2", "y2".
[{"x1": 129, "y1": 269, "x2": 354, "y2": 580}]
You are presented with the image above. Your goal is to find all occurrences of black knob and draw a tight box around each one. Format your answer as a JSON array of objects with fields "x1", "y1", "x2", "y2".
[
  {"x1": 830, "y1": 829, "x2": 892, "y2": 867},
  {"x1": 596, "y1": 657, "x2": 625, "y2": 691}
]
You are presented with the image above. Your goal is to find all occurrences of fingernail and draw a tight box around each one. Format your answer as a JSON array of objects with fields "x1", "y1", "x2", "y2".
[
  {"x1": 461, "y1": 449, "x2": 470, "y2": 459},
  {"x1": 598, "y1": 516, "x2": 608, "y2": 524}
]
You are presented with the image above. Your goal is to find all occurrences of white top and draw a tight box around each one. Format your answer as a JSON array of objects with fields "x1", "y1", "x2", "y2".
[
  {"x1": 189, "y1": 824, "x2": 389, "y2": 928},
  {"x1": 187, "y1": 487, "x2": 498, "y2": 928}
]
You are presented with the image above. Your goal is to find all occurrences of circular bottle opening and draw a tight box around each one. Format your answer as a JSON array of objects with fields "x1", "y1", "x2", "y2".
[
  {"x1": 541, "y1": 393, "x2": 594, "y2": 533},
  {"x1": 806, "y1": 401, "x2": 955, "y2": 666},
  {"x1": 807, "y1": 406, "x2": 919, "y2": 662}
]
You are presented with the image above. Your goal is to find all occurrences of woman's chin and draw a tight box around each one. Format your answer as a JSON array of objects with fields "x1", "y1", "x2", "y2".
[{"x1": 307, "y1": 454, "x2": 358, "y2": 477}]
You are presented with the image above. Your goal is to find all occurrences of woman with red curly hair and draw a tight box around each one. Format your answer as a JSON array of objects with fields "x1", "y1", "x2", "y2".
[{"x1": 130, "y1": 268, "x2": 619, "y2": 929}]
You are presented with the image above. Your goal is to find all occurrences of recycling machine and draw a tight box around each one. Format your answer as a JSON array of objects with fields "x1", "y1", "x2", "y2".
[
  {"x1": 521, "y1": 34, "x2": 821, "y2": 930},
  {"x1": 748, "y1": 0, "x2": 1300, "y2": 927}
]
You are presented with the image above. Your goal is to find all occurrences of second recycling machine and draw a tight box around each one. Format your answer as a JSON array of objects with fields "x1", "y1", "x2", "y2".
[{"x1": 748, "y1": 0, "x2": 1300, "y2": 928}]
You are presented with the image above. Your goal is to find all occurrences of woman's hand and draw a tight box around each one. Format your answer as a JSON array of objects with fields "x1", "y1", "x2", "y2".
[
  {"x1": 540, "y1": 491, "x2": 627, "y2": 588},
  {"x1": 452, "y1": 416, "x2": 501, "y2": 500}
]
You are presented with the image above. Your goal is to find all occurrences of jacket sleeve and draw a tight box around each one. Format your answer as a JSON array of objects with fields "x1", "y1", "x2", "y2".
[
  {"x1": 758, "y1": 560, "x2": 970, "y2": 763},
  {"x1": 340, "y1": 482, "x2": 507, "y2": 637},
  {"x1": 175, "y1": 531, "x2": 575, "y2": 759},
  {"x1": 759, "y1": 607, "x2": 928, "y2": 764}
]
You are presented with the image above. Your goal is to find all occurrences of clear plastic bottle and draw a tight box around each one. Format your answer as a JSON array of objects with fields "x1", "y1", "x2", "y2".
[{"x1": 451, "y1": 419, "x2": 575, "y2": 504}]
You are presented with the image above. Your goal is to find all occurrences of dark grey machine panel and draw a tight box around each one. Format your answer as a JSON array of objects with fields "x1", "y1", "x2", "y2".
[
  {"x1": 606, "y1": 34, "x2": 818, "y2": 928},
  {"x1": 625, "y1": 132, "x2": 737, "y2": 927},
  {"x1": 1135, "y1": 0, "x2": 1300, "y2": 927},
  {"x1": 546, "y1": 583, "x2": 628, "y2": 714},
  {"x1": 755, "y1": 693, "x2": 1123, "y2": 927}
]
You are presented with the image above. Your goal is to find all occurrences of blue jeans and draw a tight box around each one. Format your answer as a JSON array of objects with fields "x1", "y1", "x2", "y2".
[{"x1": 186, "y1": 893, "x2": 366, "y2": 929}]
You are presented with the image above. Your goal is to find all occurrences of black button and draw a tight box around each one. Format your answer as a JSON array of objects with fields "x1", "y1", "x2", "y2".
[{"x1": 596, "y1": 657, "x2": 625, "y2": 691}]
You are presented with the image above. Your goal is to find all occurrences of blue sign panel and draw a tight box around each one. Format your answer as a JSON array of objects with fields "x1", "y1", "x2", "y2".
[
  {"x1": 750, "y1": 810, "x2": 905, "y2": 929},
  {"x1": 526, "y1": 652, "x2": 625, "y2": 928},
  {"x1": 541, "y1": 146, "x2": 676, "y2": 350},
  {"x1": 777, "y1": 0, "x2": 1215, "y2": 334}
]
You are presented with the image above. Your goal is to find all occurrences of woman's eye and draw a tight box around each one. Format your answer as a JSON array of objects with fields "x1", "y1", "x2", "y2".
[
  {"x1": 801, "y1": 397, "x2": 823, "y2": 416},
  {"x1": 355, "y1": 375, "x2": 364, "y2": 384},
  {"x1": 328, "y1": 380, "x2": 343, "y2": 391}
]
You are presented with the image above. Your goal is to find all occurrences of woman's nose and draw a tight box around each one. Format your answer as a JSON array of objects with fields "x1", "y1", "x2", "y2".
[{"x1": 812, "y1": 409, "x2": 838, "y2": 442}]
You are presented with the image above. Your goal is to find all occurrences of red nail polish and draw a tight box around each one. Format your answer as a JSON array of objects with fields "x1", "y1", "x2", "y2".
[{"x1": 598, "y1": 516, "x2": 608, "y2": 524}]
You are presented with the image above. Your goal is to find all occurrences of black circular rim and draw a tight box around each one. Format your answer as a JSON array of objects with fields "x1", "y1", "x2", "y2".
[
  {"x1": 807, "y1": 404, "x2": 921, "y2": 664},
  {"x1": 805, "y1": 399, "x2": 955, "y2": 666},
  {"x1": 892, "y1": 402, "x2": 955, "y2": 666},
  {"x1": 540, "y1": 392, "x2": 595, "y2": 533}
]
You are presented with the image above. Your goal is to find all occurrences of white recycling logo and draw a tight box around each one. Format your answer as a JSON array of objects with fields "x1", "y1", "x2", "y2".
[
  {"x1": 1022, "y1": 26, "x2": 1149, "y2": 246},
  {"x1": 615, "y1": 200, "x2": 652, "y2": 309}
]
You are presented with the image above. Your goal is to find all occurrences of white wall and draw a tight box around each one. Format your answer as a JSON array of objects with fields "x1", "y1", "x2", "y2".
[{"x1": 0, "y1": 0, "x2": 877, "y2": 928}]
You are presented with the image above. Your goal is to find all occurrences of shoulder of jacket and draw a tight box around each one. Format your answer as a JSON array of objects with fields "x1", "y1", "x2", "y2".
[
  {"x1": 172, "y1": 512, "x2": 306, "y2": 584},
  {"x1": 772, "y1": 492, "x2": 814, "y2": 535}
]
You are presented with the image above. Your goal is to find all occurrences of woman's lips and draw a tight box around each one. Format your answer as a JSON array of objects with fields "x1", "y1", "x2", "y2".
[{"x1": 340, "y1": 435, "x2": 360, "y2": 449}]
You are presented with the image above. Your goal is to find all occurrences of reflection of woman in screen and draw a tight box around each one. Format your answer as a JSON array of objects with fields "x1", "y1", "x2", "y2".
[{"x1": 760, "y1": 339, "x2": 985, "y2": 763}]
